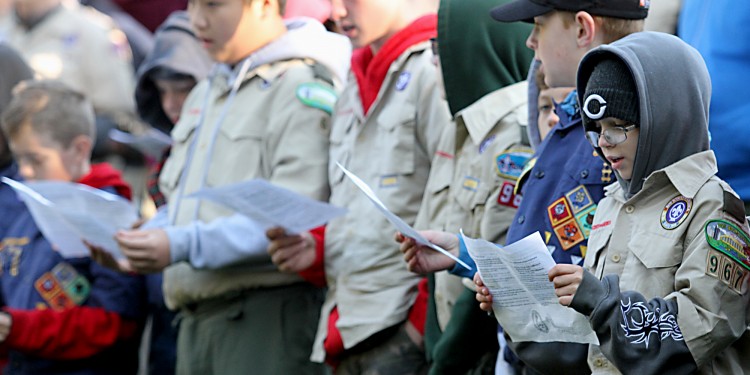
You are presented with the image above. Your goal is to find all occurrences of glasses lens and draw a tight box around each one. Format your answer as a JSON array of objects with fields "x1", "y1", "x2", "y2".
[
  {"x1": 602, "y1": 127, "x2": 627, "y2": 145},
  {"x1": 586, "y1": 131, "x2": 600, "y2": 146}
]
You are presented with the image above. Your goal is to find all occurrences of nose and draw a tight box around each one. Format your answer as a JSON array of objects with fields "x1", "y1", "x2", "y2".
[
  {"x1": 597, "y1": 132, "x2": 613, "y2": 148},
  {"x1": 188, "y1": 3, "x2": 206, "y2": 31},
  {"x1": 161, "y1": 92, "x2": 181, "y2": 123},
  {"x1": 330, "y1": 0, "x2": 346, "y2": 22},
  {"x1": 546, "y1": 111, "x2": 559, "y2": 129},
  {"x1": 526, "y1": 29, "x2": 538, "y2": 51}
]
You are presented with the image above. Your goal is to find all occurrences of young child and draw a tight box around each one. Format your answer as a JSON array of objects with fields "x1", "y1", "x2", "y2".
[
  {"x1": 266, "y1": 0, "x2": 452, "y2": 372},
  {"x1": 534, "y1": 68, "x2": 574, "y2": 142},
  {"x1": 109, "y1": 0, "x2": 351, "y2": 374},
  {"x1": 547, "y1": 31, "x2": 750, "y2": 374},
  {"x1": 0, "y1": 80, "x2": 146, "y2": 374}
]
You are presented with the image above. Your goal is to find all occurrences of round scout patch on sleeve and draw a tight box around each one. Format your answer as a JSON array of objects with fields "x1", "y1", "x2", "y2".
[
  {"x1": 296, "y1": 82, "x2": 337, "y2": 115},
  {"x1": 660, "y1": 195, "x2": 693, "y2": 230}
]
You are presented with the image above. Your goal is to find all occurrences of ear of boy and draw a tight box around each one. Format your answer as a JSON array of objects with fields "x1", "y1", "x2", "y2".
[{"x1": 65, "y1": 135, "x2": 93, "y2": 182}]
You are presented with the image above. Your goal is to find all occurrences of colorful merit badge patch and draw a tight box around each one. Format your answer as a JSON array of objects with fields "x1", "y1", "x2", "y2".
[
  {"x1": 548, "y1": 185, "x2": 597, "y2": 250},
  {"x1": 296, "y1": 82, "x2": 337, "y2": 115},
  {"x1": 705, "y1": 220, "x2": 750, "y2": 293},
  {"x1": 661, "y1": 195, "x2": 693, "y2": 230},
  {"x1": 496, "y1": 149, "x2": 533, "y2": 180},
  {"x1": 34, "y1": 263, "x2": 91, "y2": 310}
]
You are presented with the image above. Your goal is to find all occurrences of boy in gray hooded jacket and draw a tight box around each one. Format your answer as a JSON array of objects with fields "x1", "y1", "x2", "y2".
[{"x1": 548, "y1": 31, "x2": 750, "y2": 374}]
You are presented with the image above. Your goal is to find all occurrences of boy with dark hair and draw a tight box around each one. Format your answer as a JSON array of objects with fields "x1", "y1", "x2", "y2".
[{"x1": 0, "y1": 79, "x2": 146, "y2": 374}]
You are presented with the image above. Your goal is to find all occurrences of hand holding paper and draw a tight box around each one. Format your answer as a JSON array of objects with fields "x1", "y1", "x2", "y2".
[
  {"x1": 397, "y1": 230, "x2": 462, "y2": 274},
  {"x1": 462, "y1": 231, "x2": 598, "y2": 344},
  {"x1": 337, "y1": 162, "x2": 470, "y2": 270}
]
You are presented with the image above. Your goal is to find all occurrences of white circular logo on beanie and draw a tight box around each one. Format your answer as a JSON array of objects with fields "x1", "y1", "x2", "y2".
[{"x1": 583, "y1": 94, "x2": 607, "y2": 120}]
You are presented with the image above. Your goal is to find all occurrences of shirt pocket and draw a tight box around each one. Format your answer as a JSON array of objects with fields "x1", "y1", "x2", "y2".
[
  {"x1": 453, "y1": 179, "x2": 490, "y2": 236},
  {"x1": 206, "y1": 114, "x2": 264, "y2": 187},
  {"x1": 159, "y1": 120, "x2": 199, "y2": 193},
  {"x1": 624, "y1": 231, "x2": 683, "y2": 295},
  {"x1": 584, "y1": 220, "x2": 614, "y2": 273},
  {"x1": 328, "y1": 111, "x2": 355, "y2": 186},
  {"x1": 376, "y1": 103, "x2": 416, "y2": 176}
]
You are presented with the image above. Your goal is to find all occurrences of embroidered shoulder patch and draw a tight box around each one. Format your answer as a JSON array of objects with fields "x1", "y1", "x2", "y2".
[
  {"x1": 496, "y1": 149, "x2": 534, "y2": 180},
  {"x1": 660, "y1": 195, "x2": 692, "y2": 230},
  {"x1": 296, "y1": 82, "x2": 337, "y2": 115},
  {"x1": 705, "y1": 220, "x2": 750, "y2": 271}
]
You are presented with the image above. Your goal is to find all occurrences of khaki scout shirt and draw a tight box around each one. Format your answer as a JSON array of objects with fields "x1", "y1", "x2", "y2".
[
  {"x1": 5, "y1": 4, "x2": 135, "y2": 113},
  {"x1": 159, "y1": 59, "x2": 333, "y2": 309},
  {"x1": 415, "y1": 81, "x2": 531, "y2": 329},
  {"x1": 313, "y1": 42, "x2": 451, "y2": 361},
  {"x1": 583, "y1": 151, "x2": 750, "y2": 374}
]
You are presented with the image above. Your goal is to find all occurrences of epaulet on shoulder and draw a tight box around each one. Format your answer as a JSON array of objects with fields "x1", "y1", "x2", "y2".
[
  {"x1": 303, "y1": 59, "x2": 334, "y2": 87},
  {"x1": 723, "y1": 190, "x2": 746, "y2": 224}
]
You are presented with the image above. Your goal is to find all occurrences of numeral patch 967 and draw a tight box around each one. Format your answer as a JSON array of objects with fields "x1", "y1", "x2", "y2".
[{"x1": 706, "y1": 249, "x2": 747, "y2": 293}]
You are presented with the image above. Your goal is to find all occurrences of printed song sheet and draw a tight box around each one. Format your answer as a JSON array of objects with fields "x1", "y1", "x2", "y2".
[
  {"x1": 2, "y1": 177, "x2": 138, "y2": 259},
  {"x1": 188, "y1": 178, "x2": 347, "y2": 234},
  {"x1": 337, "y1": 162, "x2": 471, "y2": 270},
  {"x1": 462, "y1": 231, "x2": 598, "y2": 344},
  {"x1": 108, "y1": 128, "x2": 172, "y2": 160}
]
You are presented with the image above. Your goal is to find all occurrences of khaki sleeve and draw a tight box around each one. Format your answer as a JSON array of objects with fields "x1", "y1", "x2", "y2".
[{"x1": 673, "y1": 184, "x2": 750, "y2": 367}]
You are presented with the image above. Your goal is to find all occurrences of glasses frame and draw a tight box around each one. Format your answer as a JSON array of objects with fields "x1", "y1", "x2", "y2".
[{"x1": 586, "y1": 123, "x2": 637, "y2": 147}]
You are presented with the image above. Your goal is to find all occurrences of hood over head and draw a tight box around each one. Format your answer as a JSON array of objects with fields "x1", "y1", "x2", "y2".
[
  {"x1": 438, "y1": 0, "x2": 533, "y2": 116},
  {"x1": 577, "y1": 31, "x2": 711, "y2": 198},
  {"x1": 135, "y1": 11, "x2": 213, "y2": 133}
]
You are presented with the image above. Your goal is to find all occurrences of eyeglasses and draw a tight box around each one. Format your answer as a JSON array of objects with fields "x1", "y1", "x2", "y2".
[
  {"x1": 586, "y1": 124, "x2": 637, "y2": 146},
  {"x1": 430, "y1": 37, "x2": 438, "y2": 57}
]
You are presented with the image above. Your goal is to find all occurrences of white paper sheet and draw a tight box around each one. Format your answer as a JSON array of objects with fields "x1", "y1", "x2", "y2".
[
  {"x1": 2, "y1": 177, "x2": 138, "y2": 259},
  {"x1": 462, "y1": 231, "x2": 598, "y2": 344},
  {"x1": 187, "y1": 178, "x2": 347, "y2": 234},
  {"x1": 337, "y1": 162, "x2": 471, "y2": 270},
  {"x1": 108, "y1": 128, "x2": 172, "y2": 159}
]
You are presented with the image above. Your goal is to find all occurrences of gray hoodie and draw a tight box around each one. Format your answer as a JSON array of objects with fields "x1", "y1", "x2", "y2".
[{"x1": 577, "y1": 31, "x2": 710, "y2": 199}]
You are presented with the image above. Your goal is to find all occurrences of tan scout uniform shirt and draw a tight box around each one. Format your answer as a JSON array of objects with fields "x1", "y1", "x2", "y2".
[
  {"x1": 5, "y1": 4, "x2": 135, "y2": 114},
  {"x1": 584, "y1": 151, "x2": 750, "y2": 374},
  {"x1": 314, "y1": 42, "x2": 451, "y2": 361},
  {"x1": 159, "y1": 59, "x2": 332, "y2": 309},
  {"x1": 415, "y1": 81, "x2": 531, "y2": 329}
]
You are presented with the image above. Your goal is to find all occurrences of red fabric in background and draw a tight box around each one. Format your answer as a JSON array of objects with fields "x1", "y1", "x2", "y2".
[
  {"x1": 113, "y1": 0, "x2": 187, "y2": 32},
  {"x1": 350, "y1": 14, "x2": 437, "y2": 115}
]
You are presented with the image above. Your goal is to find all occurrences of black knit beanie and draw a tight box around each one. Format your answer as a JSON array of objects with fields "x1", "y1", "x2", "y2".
[{"x1": 581, "y1": 57, "x2": 639, "y2": 126}]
